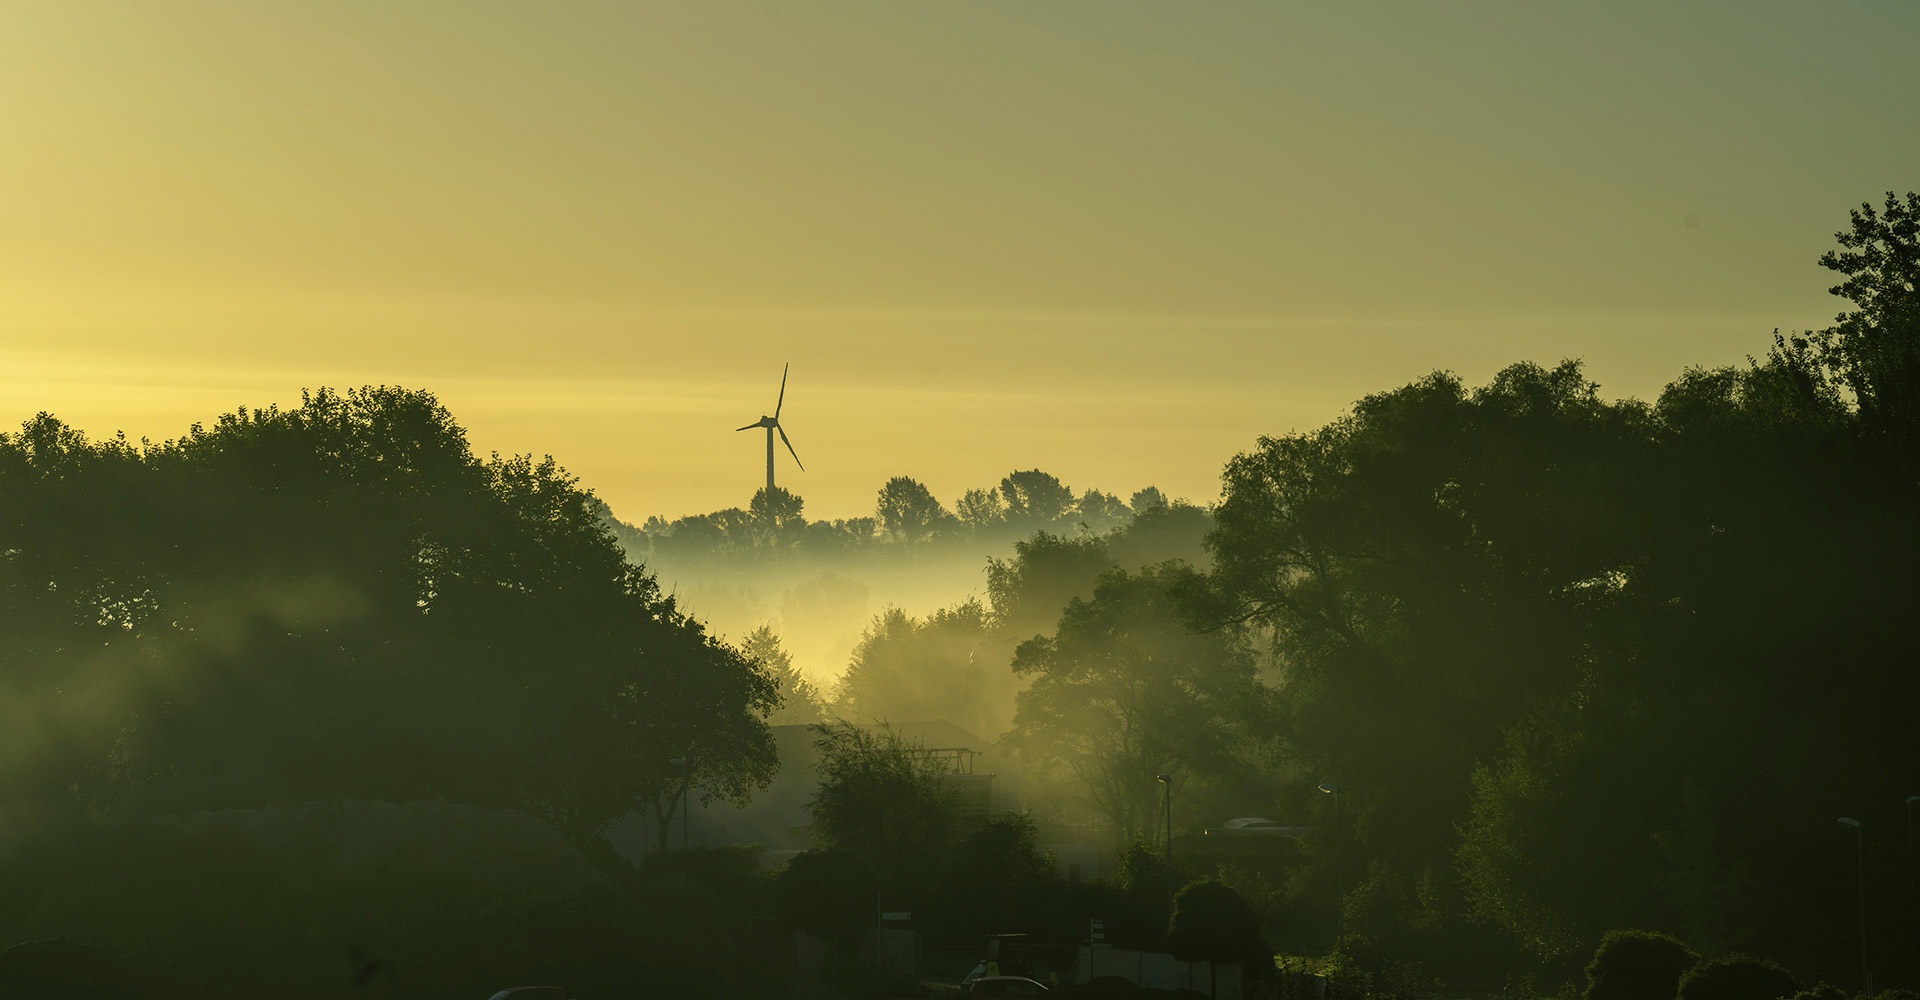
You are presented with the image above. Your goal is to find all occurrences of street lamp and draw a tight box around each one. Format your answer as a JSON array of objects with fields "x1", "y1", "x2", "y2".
[
  {"x1": 1840, "y1": 817, "x2": 1868, "y2": 997},
  {"x1": 1157, "y1": 774, "x2": 1175, "y2": 917},
  {"x1": 1906, "y1": 796, "x2": 1918, "y2": 994},
  {"x1": 1320, "y1": 783, "x2": 1344, "y2": 954},
  {"x1": 1156, "y1": 774, "x2": 1174, "y2": 862}
]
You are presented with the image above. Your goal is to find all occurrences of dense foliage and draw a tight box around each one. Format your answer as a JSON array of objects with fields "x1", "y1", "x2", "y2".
[
  {"x1": 1194, "y1": 192, "x2": 1920, "y2": 973},
  {"x1": 805, "y1": 720, "x2": 961, "y2": 903},
  {"x1": 0, "y1": 387, "x2": 778, "y2": 837},
  {"x1": 1583, "y1": 929, "x2": 1699, "y2": 1000},
  {"x1": 1007, "y1": 563, "x2": 1271, "y2": 843}
]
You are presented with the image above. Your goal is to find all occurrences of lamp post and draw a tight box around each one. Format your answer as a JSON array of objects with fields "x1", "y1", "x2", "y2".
[
  {"x1": 1906, "y1": 796, "x2": 1918, "y2": 994},
  {"x1": 1157, "y1": 774, "x2": 1175, "y2": 917},
  {"x1": 1320, "y1": 783, "x2": 1344, "y2": 955},
  {"x1": 1840, "y1": 817, "x2": 1868, "y2": 997},
  {"x1": 1156, "y1": 774, "x2": 1174, "y2": 862}
]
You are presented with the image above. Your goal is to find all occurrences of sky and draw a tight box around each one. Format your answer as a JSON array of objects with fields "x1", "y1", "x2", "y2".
[{"x1": 3, "y1": 1, "x2": 1915, "y2": 521}]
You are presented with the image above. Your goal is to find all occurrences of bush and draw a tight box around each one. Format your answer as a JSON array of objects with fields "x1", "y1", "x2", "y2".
[
  {"x1": 1584, "y1": 929, "x2": 1699, "y2": 1000},
  {"x1": 1677, "y1": 955, "x2": 1799, "y2": 1000},
  {"x1": 1167, "y1": 880, "x2": 1268, "y2": 969},
  {"x1": 925, "y1": 814, "x2": 1059, "y2": 942},
  {"x1": 775, "y1": 848, "x2": 882, "y2": 936}
]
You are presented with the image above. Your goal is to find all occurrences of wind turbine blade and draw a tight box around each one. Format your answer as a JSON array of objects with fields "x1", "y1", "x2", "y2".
[
  {"x1": 736, "y1": 422, "x2": 758, "y2": 432},
  {"x1": 777, "y1": 424, "x2": 803, "y2": 472},
  {"x1": 774, "y1": 362, "x2": 789, "y2": 419}
]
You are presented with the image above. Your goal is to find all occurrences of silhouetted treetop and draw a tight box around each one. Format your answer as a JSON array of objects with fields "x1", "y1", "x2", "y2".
[{"x1": 1819, "y1": 190, "x2": 1920, "y2": 438}]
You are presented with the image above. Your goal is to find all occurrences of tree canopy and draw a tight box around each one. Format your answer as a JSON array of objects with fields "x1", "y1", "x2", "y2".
[
  {"x1": 1007, "y1": 563, "x2": 1268, "y2": 843},
  {"x1": 0, "y1": 387, "x2": 778, "y2": 840},
  {"x1": 805, "y1": 721, "x2": 960, "y2": 904},
  {"x1": 1188, "y1": 196, "x2": 1920, "y2": 971}
]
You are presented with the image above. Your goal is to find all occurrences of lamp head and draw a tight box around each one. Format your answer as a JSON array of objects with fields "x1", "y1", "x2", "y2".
[
  {"x1": 1156, "y1": 774, "x2": 1172, "y2": 784},
  {"x1": 1318, "y1": 783, "x2": 1341, "y2": 795},
  {"x1": 1907, "y1": 795, "x2": 1920, "y2": 805},
  {"x1": 1838, "y1": 817, "x2": 1861, "y2": 828}
]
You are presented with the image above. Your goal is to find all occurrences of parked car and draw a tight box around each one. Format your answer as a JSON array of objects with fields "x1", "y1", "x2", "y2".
[{"x1": 968, "y1": 976, "x2": 1050, "y2": 997}]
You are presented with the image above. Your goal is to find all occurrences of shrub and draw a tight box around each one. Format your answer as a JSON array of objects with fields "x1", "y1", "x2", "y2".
[
  {"x1": 1584, "y1": 929, "x2": 1699, "y2": 1000},
  {"x1": 1676, "y1": 955, "x2": 1800, "y2": 1000},
  {"x1": 775, "y1": 847, "x2": 882, "y2": 936}
]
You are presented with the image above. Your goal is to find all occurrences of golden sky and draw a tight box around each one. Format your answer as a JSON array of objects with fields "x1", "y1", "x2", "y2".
[{"x1": 3, "y1": 2, "x2": 1915, "y2": 520}]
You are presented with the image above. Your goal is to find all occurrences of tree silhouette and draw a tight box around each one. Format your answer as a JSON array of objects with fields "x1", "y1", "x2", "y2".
[
  {"x1": 1165, "y1": 879, "x2": 1267, "y2": 999},
  {"x1": 875, "y1": 475, "x2": 953, "y2": 555},
  {"x1": 749, "y1": 486, "x2": 806, "y2": 551},
  {"x1": 1583, "y1": 930, "x2": 1699, "y2": 1000},
  {"x1": 956, "y1": 486, "x2": 1007, "y2": 533},
  {"x1": 985, "y1": 532, "x2": 1115, "y2": 641},
  {"x1": 806, "y1": 721, "x2": 958, "y2": 903},
  {"x1": 999, "y1": 469, "x2": 1075, "y2": 526},
  {"x1": 1819, "y1": 190, "x2": 1920, "y2": 440},
  {"x1": 741, "y1": 625, "x2": 825, "y2": 726},
  {"x1": 1073, "y1": 488, "x2": 1132, "y2": 534},
  {"x1": 1128, "y1": 486, "x2": 1169, "y2": 513},
  {"x1": 834, "y1": 600, "x2": 1011, "y2": 739},
  {"x1": 1005, "y1": 564, "x2": 1263, "y2": 842}
]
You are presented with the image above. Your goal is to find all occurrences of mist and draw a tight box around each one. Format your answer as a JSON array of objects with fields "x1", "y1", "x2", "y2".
[{"x1": 618, "y1": 475, "x2": 1210, "y2": 742}]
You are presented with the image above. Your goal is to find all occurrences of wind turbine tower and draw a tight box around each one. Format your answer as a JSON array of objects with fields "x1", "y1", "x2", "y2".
[{"x1": 737, "y1": 363, "x2": 803, "y2": 496}]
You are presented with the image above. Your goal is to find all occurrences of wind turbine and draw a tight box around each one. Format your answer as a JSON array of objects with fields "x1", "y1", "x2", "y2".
[{"x1": 736, "y1": 363, "x2": 802, "y2": 496}]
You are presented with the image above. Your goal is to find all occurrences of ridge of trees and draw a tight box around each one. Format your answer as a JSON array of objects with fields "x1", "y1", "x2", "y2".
[{"x1": 631, "y1": 469, "x2": 1173, "y2": 571}]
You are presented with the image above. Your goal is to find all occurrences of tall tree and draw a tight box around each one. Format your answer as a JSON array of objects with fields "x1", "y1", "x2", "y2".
[
  {"x1": 1073, "y1": 489, "x2": 1132, "y2": 534},
  {"x1": 1128, "y1": 486, "x2": 1169, "y2": 514},
  {"x1": 740, "y1": 625, "x2": 826, "y2": 726},
  {"x1": 874, "y1": 476, "x2": 953, "y2": 555},
  {"x1": 807, "y1": 721, "x2": 959, "y2": 902},
  {"x1": 1005, "y1": 563, "x2": 1265, "y2": 842},
  {"x1": 999, "y1": 469, "x2": 1075, "y2": 527},
  {"x1": 985, "y1": 532, "x2": 1115, "y2": 642},
  {"x1": 1818, "y1": 190, "x2": 1920, "y2": 439},
  {"x1": 748, "y1": 486, "x2": 806, "y2": 551},
  {"x1": 834, "y1": 600, "x2": 1012, "y2": 738},
  {"x1": 1166, "y1": 880, "x2": 1269, "y2": 999}
]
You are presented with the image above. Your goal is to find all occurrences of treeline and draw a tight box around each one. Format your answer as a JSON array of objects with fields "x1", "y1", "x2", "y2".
[
  {"x1": 630, "y1": 470, "x2": 1170, "y2": 569},
  {"x1": 621, "y1": 466, "x2": 1206, "y2": 738},
  {"x1": 715, "y1": 497, "x2": 1219, "y2": 740}
]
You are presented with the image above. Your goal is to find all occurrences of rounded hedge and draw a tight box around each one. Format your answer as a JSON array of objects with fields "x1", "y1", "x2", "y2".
[
  {"x1": 1585, "y1": 929, "x2": 1699, "y2": 1000},
  {"x1": 1677, "y1": 955, "x2": 1800, "y2": 1000}
]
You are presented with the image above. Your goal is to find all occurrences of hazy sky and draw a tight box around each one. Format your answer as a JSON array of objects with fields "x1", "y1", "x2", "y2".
[{"x1": 3, "y1": 2, "x2": 1915, "y2": 520}]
